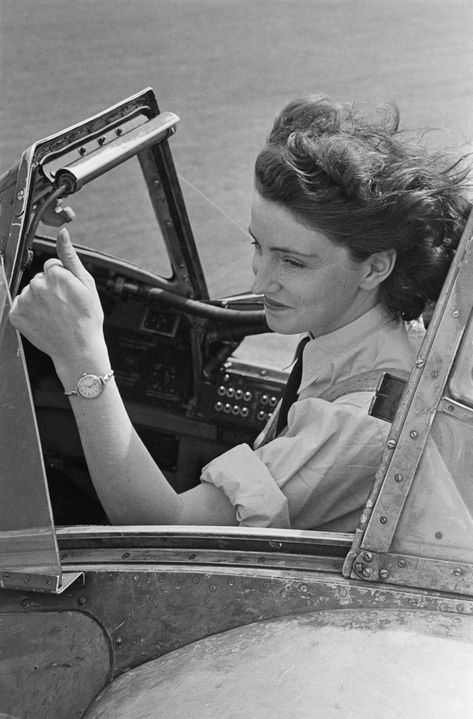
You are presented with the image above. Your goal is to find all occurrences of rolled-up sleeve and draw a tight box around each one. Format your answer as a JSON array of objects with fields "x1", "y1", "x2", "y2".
[
  {"x1": 200, "y1": 444, "x2": 290, "y2": 527},
  {"x1": 201, "y1": 392, "x2": 389, "y2": 530}
]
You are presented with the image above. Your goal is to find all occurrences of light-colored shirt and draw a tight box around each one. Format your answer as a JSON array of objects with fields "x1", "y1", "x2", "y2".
[{"x1": 201, "y1": 305, "x2": 425, "y2": 531}]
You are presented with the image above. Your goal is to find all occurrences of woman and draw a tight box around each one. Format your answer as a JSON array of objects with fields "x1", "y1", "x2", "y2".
[{"x1": 10, "y1": 96, "x2": 470, "y2": 530}]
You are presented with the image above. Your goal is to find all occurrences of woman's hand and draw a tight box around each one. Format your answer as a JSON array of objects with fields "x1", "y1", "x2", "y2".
[{"x1": 9, "y1": 228, "x2": 108, "y2": 375}]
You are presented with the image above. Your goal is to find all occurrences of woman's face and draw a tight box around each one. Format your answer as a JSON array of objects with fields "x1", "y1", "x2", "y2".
[{"x1": 249, "y1": 192, "x2": 380, "y2": 337}]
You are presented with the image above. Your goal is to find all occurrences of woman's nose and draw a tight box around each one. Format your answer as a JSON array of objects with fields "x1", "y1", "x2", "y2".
[{"x1": 251, "y1": 255, "x2": 279, "y2": 294}]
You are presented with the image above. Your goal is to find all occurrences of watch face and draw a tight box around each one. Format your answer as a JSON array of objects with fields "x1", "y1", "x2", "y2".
[{"x1": 77, "y1": 373, "x2": 103, "y2": 399}]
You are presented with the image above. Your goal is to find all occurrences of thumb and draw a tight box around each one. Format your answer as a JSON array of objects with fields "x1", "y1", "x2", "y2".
[{"x1": 56, "y1": 228, "x2": 89, "y2": 282}]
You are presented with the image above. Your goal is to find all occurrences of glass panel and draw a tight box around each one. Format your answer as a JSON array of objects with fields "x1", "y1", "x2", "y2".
[
  {"x1": 392, "y1": 411, "x2": 473, "y2": 563},
  {"x1": 179, "y1": 176, "x2": 254, "y2": 298},
  {"x1": 42, "y1": 157, "x2": 172, "y2": 278},
  {"x1": 0, "y1": 259, "x2": 60, "y2": 574}
]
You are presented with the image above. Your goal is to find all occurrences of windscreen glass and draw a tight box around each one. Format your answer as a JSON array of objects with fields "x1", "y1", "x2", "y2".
[
  {"x1": 392, "y1": 411, "x2": 473, "y2": 563},
  {"x1": 42, "y1": 157, "x2": 173, "y2": 279}
]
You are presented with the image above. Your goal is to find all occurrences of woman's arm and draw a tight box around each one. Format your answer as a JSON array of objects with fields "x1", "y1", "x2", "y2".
[{"x1": 9, "y1": 229, "x2": 236, "y2": 526}]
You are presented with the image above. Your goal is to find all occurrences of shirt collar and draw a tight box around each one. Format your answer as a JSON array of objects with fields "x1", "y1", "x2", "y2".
[{"x1": 299, "y1": 304, "x2": 393, "y2": 392}]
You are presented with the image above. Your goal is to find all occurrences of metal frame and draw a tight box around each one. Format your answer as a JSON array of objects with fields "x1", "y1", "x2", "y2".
[{"x1": 344, "y1": 209, "x2": 473, "y2": 596}]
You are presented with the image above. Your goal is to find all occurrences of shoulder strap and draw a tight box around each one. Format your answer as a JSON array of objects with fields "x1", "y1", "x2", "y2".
[{"x1": 317, "y1": 368, "x2": 410, "y2": 403}]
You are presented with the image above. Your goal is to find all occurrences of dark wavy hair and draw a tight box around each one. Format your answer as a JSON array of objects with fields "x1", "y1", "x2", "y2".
[{"x1": 255, "y1": 96, "x2": 471, "y2": 320}]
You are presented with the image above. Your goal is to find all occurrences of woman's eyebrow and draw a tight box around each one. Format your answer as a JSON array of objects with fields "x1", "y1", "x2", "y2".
[{"x1": 247, "y1": 227, "x2": 318, "y2": 258}]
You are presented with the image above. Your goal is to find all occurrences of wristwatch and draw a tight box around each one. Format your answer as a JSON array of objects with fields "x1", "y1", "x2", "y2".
[{"x1": 64, "y1": 370, "x2": 115, "y2": 399}]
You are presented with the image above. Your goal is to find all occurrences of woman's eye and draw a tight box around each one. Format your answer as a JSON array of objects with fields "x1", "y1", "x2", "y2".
[{"x1": 284, "y1": 257, "x2": 305, "y2": 269}]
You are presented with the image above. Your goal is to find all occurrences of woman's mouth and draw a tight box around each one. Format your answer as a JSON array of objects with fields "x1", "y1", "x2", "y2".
[{"x1": 264, "y1": 296, "x2": 291, "y2": 311}]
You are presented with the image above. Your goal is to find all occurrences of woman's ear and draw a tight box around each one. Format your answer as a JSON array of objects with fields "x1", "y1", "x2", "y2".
[{"x1": 360, "y1": 249, "x2": 397, "y2": 290}]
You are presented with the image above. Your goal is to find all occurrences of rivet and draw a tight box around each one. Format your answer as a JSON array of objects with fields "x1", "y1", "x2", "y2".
[
  {"x1": 209, "y1": 584, "x2": 217, "y2": 592},
  {"x1": 410, "y1": 430, "x2": 418, "y2": 439},
  {"x1": 431, "y1": 370, "x2": 439, "y2": 378},
  {"x1": 21, "y1": 598, "x2": 30, "y2": 608},
  {"x1": 16, "y1": 189, "x2": 24, "y2": 200},
  {"x1": 78, "y1": 146, "x2": 87, "y2": 156},
  {"x1": 435, "y1": 531, "x2": 443, "y2": 540},
  {"x1": 115, "y1": 128, "x2": 123, "y2": 136},
  {"x1": 115, "y1": 637, "x2": 122, "y2": 646},
  {"x1": 97, "y1": 136, "x2": 106, "y2": 145},
  {"x1": 398, "y1": 559, "x2": 407, "y2": 567},
  {"x1": 187, "y1": 553, "x2": 197, "y2": 560},
  {"x1": 448, "y1": 405, "x2": 454, "y2": 412},
  {"x1": 121, "y1": 552, "x2": 130, "y2": 559},
  {"x1": 380, "y1": 516, "x2": 388, "y2": 524},
  {"x1": 362, "y1": 551, "x2": 373, "y2": 562},
  {"x1": 387, "y1": 439, "x2": 396, "y2": 449},
  {"x1": 77, "y1": 596, "x2": 87, "y2": 606},
  {"x1": 453, "y1": 568, "x2": 463, "y2": 577},
  {"x1": 452, "y1": 310, "x2": 460, "y2": 318},
  {"x1": 415, "y1": 359, "x2": 424, "y2": 368},
  {"x1": 394, "y1": 473, "x2": 403, "y2": 482},
  {"x1": 24, "y1": 575, "x2": 30, "y2": 584},
  {"x1": 379, "y1": 569, "x2": 390, "y2": 579}
]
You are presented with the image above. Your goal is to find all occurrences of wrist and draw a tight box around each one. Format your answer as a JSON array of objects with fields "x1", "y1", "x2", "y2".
[{"x1": 53, "y1": 345, "x2": 112, "y2": 389}]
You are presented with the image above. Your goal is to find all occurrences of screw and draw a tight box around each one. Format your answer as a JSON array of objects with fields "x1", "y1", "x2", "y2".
[
  {"x1": 362, "y1": 567, "x2": 372, "y2": 578},
  {"x1": 452, "y1": 310, "x2": 460, "y2": 318},
  {"x1": 115, "y1": 637, "x2": 122, "y2": 646},
  {"x1": 394, "y1": 473, "x2": 403, "y2": 482},
  {"x1": 453, "y1": 568, "x2": 463, "y2": 577},
  {"x1": 415, "y1": 359, "x2": 424, "y2": 368},
  {"x1": 387, "y1": 439, "x2": 396, "y2": 449},
  {"x1": 380, "y1": 516, "x2": 388, "y2": 524},
  {"x1": 78, "y1": 146, "x2": 87, "y2": 156},
  {"x1": 78, "y1": 596, "x2": 87, "y2": 606},
  {"x1": 431, "y1": 370, "x2": 439, "y2": 378},
  {"x1": 410, "y1": 430, "x2": 419, "y2": 439},
  {"x1": 21, "y1": 598, "x2": 30, "y2": 608},
  {"x1": 398, "y1": 559, "x2": 407, "y2": 567},
  {"x1": 16, "y1": 189, "x2": 24, "y2": 200},
  {"x1": 379, "y1": 569, "x2": 390, "y2": 579},
  {"x1": 362, "y1": 551, "x2": 373, "y2": 562},
  {"x1": 122, "y1": 552, "x2": 130, "y2": 559},
  {"x1": 448, "y1": 405, "x2": 454, "y2": 412}
]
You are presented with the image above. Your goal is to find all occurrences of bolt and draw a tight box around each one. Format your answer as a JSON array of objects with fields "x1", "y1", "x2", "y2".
[
  {"x1": 410, "y1": 430, "x2": 419, "y2": 439},
  {"x1": 380, "y1": 516, "x2": 388, "y2": 524},
  {"x1": 362, "y1": 551, "x2": 373, "y2": 562},
  {"x1": 387, "y1": 439, "x2": 396, "y2": 449},
  {"x1": 394, "y1": 473, "x2": 403, "y2": 482},
  {"x1": 379, "y1": 569, "x2": 390, "y2": 579}
]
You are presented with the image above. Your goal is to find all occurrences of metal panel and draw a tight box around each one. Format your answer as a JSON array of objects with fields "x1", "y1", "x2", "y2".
[
  {"x1": 0, "y1": 610, "x2": 111, "y2": 719},
  {"x1": 0, "y1": 259, "x2": 59, "y2": 580}
]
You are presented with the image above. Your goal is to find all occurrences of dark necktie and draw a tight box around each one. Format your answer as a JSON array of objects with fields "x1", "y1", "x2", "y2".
[{"x1": 276, "y1": 336, "x2": 310, "y2": 434}]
